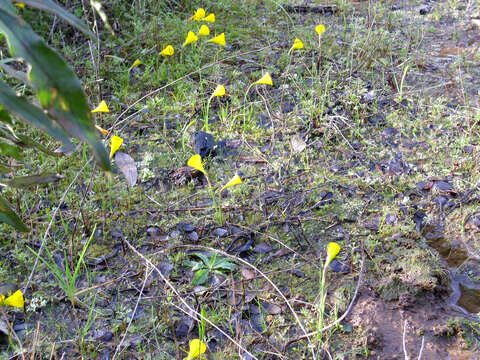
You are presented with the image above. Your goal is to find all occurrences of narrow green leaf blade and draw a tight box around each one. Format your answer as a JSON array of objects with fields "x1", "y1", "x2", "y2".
[
  {"x1": 0, "y1": 9, "x2": 111, "y2": 171},
  {"x1": 0, "y1": 195, "x2": 28, "y2": 232},
  {"x1": 0, "y1": 138, "x2": 22, "y2": 159},
  {"x1": 20, "y1": 0, "x2": 95, "y2": 39},
  {"x1": 0, "y1": 79, "x2": 73, "y2": 150},
  {"x1": 0, "y1": 173, "x2": 62, "y2": 187}
]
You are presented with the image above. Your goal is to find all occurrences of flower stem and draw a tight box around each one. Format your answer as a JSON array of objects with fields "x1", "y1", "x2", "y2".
[
  {"x1": 317, "y1": 263, "x2": 328, "y2": 343},
  {"x1": 205, "y1": 97, "x2": 212, "y2": 132}
]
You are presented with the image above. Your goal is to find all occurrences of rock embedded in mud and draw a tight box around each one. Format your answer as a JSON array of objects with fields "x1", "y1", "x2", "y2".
[
  {"x1": 194, "y1": 131, "x2": 215, "y2": 158},
  {"x1": 212, "y1": 228, "x2": 228, "y2": 237},
  {"x1": 329, "y1": 259, "x2": 350, "y2": 273},
  {"x1": 186, "y1": 231, "x2": 199, "y2": 242},
  {"x1": 177, "y1": 222, "x2": 195, "y2": 232}
]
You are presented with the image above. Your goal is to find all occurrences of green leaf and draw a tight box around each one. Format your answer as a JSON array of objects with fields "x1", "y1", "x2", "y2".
[
  {"x1": 0, "y1": 9, "x2": 111, "y2": 171},
  {"x1": 0, "y1": 1, "x2": 15, "y2": 13},
  {"x1": 19, "y1": 0, "x2": 95, "y2": 39},
  {"x1": 192, "y1": 269, "x2": 208, "y2": 286},
  {"x1": 213, "y1": 260, "x2": 236, "y2": 272},
  {"x1": 192, "y1": 252, "x2": 210, "y2": 266},
  {"x1": 0, "y1": 138, "x2": 22, "y2": 159},
  {"x1": 0, "y1": 79, "x2": 73, "y2": 150},
  {"x1": 0, "y1": 173, "x2": 62, "y2": 187},
  {"x1": 0, "y1": 105, "x2": 12, "y2": 125},
  {"x1": 0, "y1": 195, "x2": 28, "y2": 232}
]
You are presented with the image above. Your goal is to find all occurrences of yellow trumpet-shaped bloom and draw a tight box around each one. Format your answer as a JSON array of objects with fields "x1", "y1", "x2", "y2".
[
  {"x1": 288, "y1": 38, "x2": 304, "y2": 54},
  {"x1": 95, "y1": 125, "x2": 109, "y2": 136},
  {"x1": 187, "y1": 154, "x2": 206, "y2": 175},
  {"x1": 184, "y1": 339, "x2": 207, "y2": 360},
  {"x1": 198, "y1": 25, "x2": 210, "y2": 37},
  {"x1": 325, "y1": 242, "x2": 341, "y2": 267},
  {"x1": 91, "y1": 100, "x2": 109, "y2": 113},
  {"x1": 110, "y1": 135, "x2": 123, "y2": 158},
  {"x1": 254, "y1": 73, "x2": 273, "y2": 86},
  {"x1": 315, "y1": 24, "x2": 326, "y2": 36},
  {"x1": 210, "y1": 84, "x2": 226, "y2": 99},
  {"x1": 220, "y1": 174, "x2": 242, "y2": 193},
  {"x1": 14, "y1": 3, "x2": 25, "y2": 8},
  {"x1": 202, "y1": 13, "x2": 215, "y2": 23},
  {"x1": 207, "y1": 33, "x2": 226, "y2": 47},
  {"x1": 128, "y1": 59, "x2": 142, "y2": 72},
  {"x1": 160, "y1": 45, "x2": 174, "y2": 56},
  {"x1": 190, "y1": 8, "x2": 206, "y2": 21},
  {"x1": 0, "y1": 290, "x2": 24, "y2": 308},
  {"x1": 183, "y1": 31, "x2": 199, "y2": 47}
]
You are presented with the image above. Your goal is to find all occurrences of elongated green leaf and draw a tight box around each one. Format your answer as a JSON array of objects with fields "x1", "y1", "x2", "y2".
[
  {"x1": 16, "y1": 0, "x2": 95, "y2": 39},
  {"x1": 0, "y1": 105, "x2": 13, "y2": 125},
  {"x1": 0, "y1": 9, "x2": 111, "y2": 171},
  {"x1": 0, "y1": 138, "x2": 21, "y2": 159},
  {"x1": 0, "y1": 79, "x2": 73, "y2": 150},
  {"x1": 0, "y1": 172, "x2": 62, "y2": 187},
  {"x1": 0, "y1": 1, "x2": 15, "y2": 13},
  {"x1": 0, "y1": 194, "x2": 28, "y2": 232}
]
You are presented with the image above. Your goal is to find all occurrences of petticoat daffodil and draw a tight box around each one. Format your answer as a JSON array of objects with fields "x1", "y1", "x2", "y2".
[
  {"x1": 190, "y1": 8, "x2": 205, "y2": 21},
  {"x1": 0, "y1": 290, "x2": 24, "y2": 308},
  {"x1": 254, "y1": 73, "x2": 273, "y2": 86},
  {"x1": 91, "y1": 100, "x2": 109, "y2": 113},
  {"x1": 207, "y1": 33, "x2": 226, "y2": 47},
  {"x1": 220, "y1": 174, "x2": 242, "y2": 193},
  {"x1": 210, "y1": 84, "x2": 225, "y2": 99},
  {"x1": 110, "y1": 135, "x2": 123, "y2": 158},
  {"x1": 160, "y1": 45, "x2": 174, "y2": 56},
  {"x1": 183, "y1": 31, "x2": 198, "y2": 47},
  {"x1": 205, "y1": 85, "x2": 226, "y2": 132},
  {"x1": 288, "y1": 38, "x2": 304, "y2": 54},
  {"x1": 184, "y1": 339, "x2": 207, "y2": 360},
  {"x1": 187, "y1": 154, "x2": 206, "y2": 176},
  {"x1": 95, "y1": 125, "x2": 109, "y2": 136},
  {"x1": 202, "y1": 13, "x2": 215, "y2": 23},
  {"x1": 315, "y1": 24, "x2": 326, "y2": 50},
  {"x1": 315, "y1": 24, "x2": 326, "y2": 36},
  {"x1": 128, "y1": 59, "x2": 142, "y2": 72},
  {"x1": 325, "y1": 242, "x2": 341, "y2": 267},
  {"x1": 198, "y1": 25, "x2": 210, "y2": 37}
]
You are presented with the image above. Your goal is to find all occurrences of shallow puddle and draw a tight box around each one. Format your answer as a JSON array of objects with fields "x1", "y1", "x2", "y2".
[{"x1": 423, "y1": 226, "x2": 480, "y2": 315}]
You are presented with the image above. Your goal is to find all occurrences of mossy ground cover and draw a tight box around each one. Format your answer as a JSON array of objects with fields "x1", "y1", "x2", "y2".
[{"x1": 1, "y1": 0, "x2": 479, "y2": 358}]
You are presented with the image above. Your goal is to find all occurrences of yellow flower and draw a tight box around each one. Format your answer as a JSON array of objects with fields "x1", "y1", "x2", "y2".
[
  {"x1": 128, "y1": 59, "x2": 142, "y2": 72},
  {"x1": 325, "y1": 242, "x2": 341, "y2": 267},
  {"x1": 95, "y1": 125, "x2": 109, "y2": 136},
  {"x1": 202, "y1": 13, "x2": 215, "y2": 23},
  {"x1": 315, "y1": 24, "x2": 326, "y2": 36},
  {"x1": 91, "y1": 100, "x2": 109, "y2": 113},
  {"x1": 254, "y1": 73, "x2": 273, "y2": 86},
  {"x1": 160, "y1": 45, "x2": 174, "y2": 56},
  {"x1": 0, "y1": 290, "x2": 24, "y2": 308},
  {"x1": 288, "y1": 38, "x2": 304, "y2": 54},
  {"x1": 220, "y1": 174, "x2": 242, "y2": 193},
  {"x1": 190, "y1": 8, "x2": 206, "y2": 21},
  {"x1": 183, "y1": 31, "x2": 199, "y2": 47},
  {"x1": 198, "y1": 25, "x2": 210, "y2": 37},
  {"x1": 14, "y1": 3, "x2": 25, "y2": 8},
  {"x1": 184, "y1": 339, "x2": 207, "y2": 360},
  {"x1": 110, "y1": 135, "x2": 123, "y2": 158},
  {"x1": 207, "y1": 33, "x2": 226, "y2": 47},
  {"x1": 187, "y1": 154, "x2": 206, "y2": 175},
  {"x1": 210, "y1": 84, "x2": 226, "y2": 99}
]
